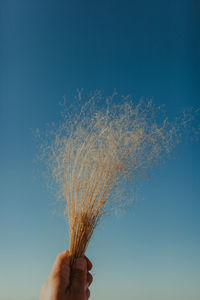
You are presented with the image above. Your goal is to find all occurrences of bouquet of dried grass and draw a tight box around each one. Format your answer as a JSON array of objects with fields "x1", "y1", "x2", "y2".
[{"x1": 37, "y1": 91, "x2": 199, "y2": 265}]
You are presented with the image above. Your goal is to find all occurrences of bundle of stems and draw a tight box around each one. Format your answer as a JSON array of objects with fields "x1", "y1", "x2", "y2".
[{"x1": 38, "y1": 91, "x2": 198, "y2": 264}]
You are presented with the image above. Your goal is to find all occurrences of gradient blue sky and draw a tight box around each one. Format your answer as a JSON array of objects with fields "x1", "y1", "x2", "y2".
[{"x1": 1, "y1": 1, "x2": 200, "y2": 300}]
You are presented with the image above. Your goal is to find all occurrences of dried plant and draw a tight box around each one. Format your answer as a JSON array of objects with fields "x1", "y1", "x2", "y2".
[{"x1": 36, "y1": 90, "x2": 199, "y2": 264}]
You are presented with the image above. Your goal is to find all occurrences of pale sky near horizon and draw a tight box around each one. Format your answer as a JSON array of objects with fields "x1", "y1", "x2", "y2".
[{"x1": 1, "y1": 1, "x2": 200, "y2": 300}]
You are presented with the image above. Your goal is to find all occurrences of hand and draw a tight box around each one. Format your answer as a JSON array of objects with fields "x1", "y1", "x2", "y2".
[{"x1": 40, "y1": 251, "x2": 93, "y2": 300}]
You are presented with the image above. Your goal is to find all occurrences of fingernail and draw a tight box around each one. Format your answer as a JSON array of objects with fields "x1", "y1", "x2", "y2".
[{"x1": 73, "y1": 258, "x2": 86, "y2": 271}]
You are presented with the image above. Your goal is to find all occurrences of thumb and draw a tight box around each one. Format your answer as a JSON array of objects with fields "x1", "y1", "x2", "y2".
[{"x1": 71, "y1": 258, "x2": 87, "y2": 295}]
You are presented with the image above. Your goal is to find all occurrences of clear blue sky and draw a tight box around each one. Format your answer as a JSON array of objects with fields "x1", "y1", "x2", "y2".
[{"x1": 1, "y1": 1, "x2": 200, "y2": 300}]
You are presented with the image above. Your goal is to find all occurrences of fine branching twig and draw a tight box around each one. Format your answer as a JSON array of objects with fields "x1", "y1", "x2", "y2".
[{"x1": 36, "y1": 90, "x2": 199, "y2": 264}]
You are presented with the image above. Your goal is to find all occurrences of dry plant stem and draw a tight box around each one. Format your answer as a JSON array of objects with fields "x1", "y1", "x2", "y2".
[
  {"x1": 38, "y1": 92, "x2": 199, "y2": 263},
  {"x1": 67, "y1": 133, "x2": 168, "y2": 261},
  {"x1": 69, "y1": 114, "x2": 168, "y2": 260}
]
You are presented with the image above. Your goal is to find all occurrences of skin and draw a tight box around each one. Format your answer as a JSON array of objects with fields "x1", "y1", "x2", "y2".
[{"x1": 40, "y1": 251, "x2": 93, "y2": 300}]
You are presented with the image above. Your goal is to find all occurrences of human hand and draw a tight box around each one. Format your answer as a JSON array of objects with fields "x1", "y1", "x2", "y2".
[{"x1": 40, "y1": 251, "x2": 93, "y2": 300}]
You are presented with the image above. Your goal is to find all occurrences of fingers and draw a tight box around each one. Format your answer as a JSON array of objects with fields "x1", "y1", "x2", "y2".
[
  {"x1": 86, "y1": 288, "x2": 90, "y2": 298},
  {"x1": 84, "y1": 255, "x2": 93, "y2": 271},
  {"x1": 87, "y1": 272, "x2": 93, "y2": 287},
  {"x1": 71, "y1": 258, "x2": 87, "y2": 295},
  {"x1": 84, "y1": 271, "x2": 92, "y2": 299},
  {"x1": 50, "y1": 251, "x2": 93, "y2": 299},
  {"x1": 85, "y1": 257, "x2": 92, "y2": 298}
]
